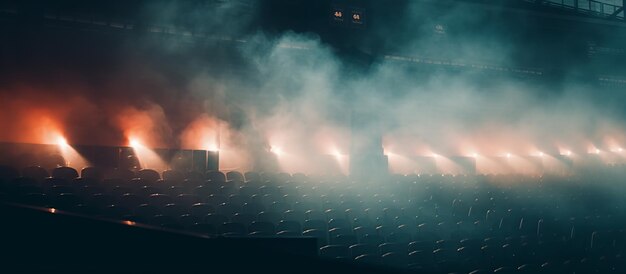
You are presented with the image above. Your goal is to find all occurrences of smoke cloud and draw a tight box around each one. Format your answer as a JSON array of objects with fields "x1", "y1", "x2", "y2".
[{"x1": 1, "y1": 0, "x2": 625, "y2": 175}]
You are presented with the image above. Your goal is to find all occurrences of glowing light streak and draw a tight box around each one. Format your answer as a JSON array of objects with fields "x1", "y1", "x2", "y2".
[{"x1": 270, "y1": 146, "x2": 283, "y2": 156}]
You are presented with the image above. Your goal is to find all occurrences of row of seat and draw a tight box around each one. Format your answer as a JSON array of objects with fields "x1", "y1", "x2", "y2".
[{"x1": 1, "y1": 164, "x2": 625, "y2": 273}]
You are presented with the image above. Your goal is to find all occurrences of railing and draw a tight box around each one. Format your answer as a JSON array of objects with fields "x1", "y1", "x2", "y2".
[{"x1": 532, "y1": 0, "x2": 625, "y2": 19}]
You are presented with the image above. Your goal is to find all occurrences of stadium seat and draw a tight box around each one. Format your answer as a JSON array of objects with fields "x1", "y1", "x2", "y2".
[
  {"x1": 206, "y1": 195, "x2": 228, "y2": 207},
  {"x1": 350, "y1": 243, "x2": 379, "y2": 258},
  {"x1": 332, "y1": 234, "x2": 358, "y2": 246},
  {"x1": 148, "y1": 193, "x2": 173, "y2": 207},
  {"x1": 381, "y1": 252, "x2": 409, "y2": 268},
  {"x1": 379, "y1": 242, "x2": 407, "y2": 255},
  {"x1": 0, "y1": 165, "x2": 19, "y2": 180},
  {"x1": 354, "y1": 254, "x2": 381, "y2": 265},
  {"x1": 225, "y1": 171, "x2": 244, "y2": 182},
  {"x1": 257, "y1": 211, "x2": 282, "y2": 224},
  {"x1": 162, "y1": 170, "x2": 184, "y2": 182},
  {"x1": 189, "y1": 223, "x2": 216, "y2": 236},
  {"x1": 22, "y1": 166, "x2": 49, "y2": 182},
  {"x1": 319, "y1": 245, "x2": 350, "y2": 259},
  {"x1": 206, "y1": 170, "x2": 226, "y2": 184},
  {"x1": 248, "y1": 221, "x2": 276, "y2": 235},
  {"x1": 219, "y1": 222, "x2": 247, "y2": 236},
  {"x1": 215, "y1": 202, "x2": 241, "y2": 216},
  {"x1": 135, "y1": 204, "x2": 161, "y2": 219},
  {"x1": 190, "y1": 203, "x2": 214, "y2": 217},
  {"x1": 137, "y1": 169, "x2": 161, "y2": 183},
  {"x1": 152, "y1": 214, "x2": 178, "y2": 227},
  {"x1": 52, "y1": 166, "x2": 79, "y2": 180},
  {"x1": 21, "y1": 193, "x2": 50, "y2": 207},
  {"x1": 119, "y1": 193, "x2": 144, "y2": 209},
  {"x1": 241, "y1": 202, "x2": 265, "y2": 215},
  {"x1": 179, "y1": 214, "x2": 201, "y2": 228},
  {"x1": 231, "y1": 213, "x2": 256, "y2": 226},
  {"x1": 361, "y1": 234, "x2": 385, "y2": 246},
  {"x1": 303, "y1": 229, "x2": 328, "y2": 247},
  {"x1": 277, "y1": 220, "x2": 302, "y2": 234},
  {"x1": 204, "y1": 213, "x2": 229, "y2": 226},
  {"x1": 163, "y1": 203, "x2": 185, "y2": 217}
]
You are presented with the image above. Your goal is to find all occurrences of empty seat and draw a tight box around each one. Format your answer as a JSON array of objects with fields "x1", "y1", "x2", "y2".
[
  {"x1": 219, "y1": 222, "x2": 247, "y2": 236},
  {"x1": 119, "y1": 193, "x2": 144, "y2": 209},
  {"x1": 179, "y1": 214, "x2": 201, "y2": 228},
  {"x1": 319, "y1": 245, "x2": 350, "y2": 259},
  {"x1": 305, "y1": 210, "x2": 326, "y2": 221},
  {"x1": 184, "y1": 171, "x2": 204, "y2": 181},
  {"x1": 381, "y1": 252, "x2": 409, "y2": 268},
  {"x1": 22, "y1": 166, "x2": 49, "y2": 182},
  {"x1": 50, "y1": 185, "x2": 75, "y2": 195},
  {"x1": 189, "y1": 223, "x2": 216, "y2": 235},
  {"x1": 190, "y1": 203, "x2": 214, "y2": 217},
  {"x1": 276, "y1": 220, "x2": 302, "y2": 234},
  {"x1": 467, "y1": 269, "x2": 490, "y2": 274},
  {"x1": 516, "y1": 263, "x2": 540, "y2": 273},
  {"x1": 433, "y1": 248, "x2": 457, "y2": 263},
  {"x1": 304, "y1": 219, "x2": 327, "y2": 231},
  {"x1": 152, "y1": 215, "x2": 178, "y2": 227},
  {"x1": 354, "y1": 254, "x2": 382, "y2": 265},
  {"x1": 20, "y1": 193, "x2": 50, "y2": 207},
  {"x1": 350, "y1": 243, "x2": 379, "y2": 258},
  {"x1": 270, "y1": 201, "x2": 290, "y2": 213},
  {"x1": 408, "y1": 250, "x2": 434, "y2": 267},
  {"x1": 238, "y1": 186, "x2": 258, "y2": 197},
  {"x1": 360, "y1": 234, "x2": 385, "y2": 246},
  {"x1": 134, "y1": 204, "x2": 161, "y2": 218},
  {"x1": 163, "y1": 203, "x2": 185, "y2": 217},
  {"x1": 325, "y1": 209, "x2": 346, "y2": 220},
  {"x1": 387, "y1": 232, "x2": 412, "y2": 243},
  {"x1": 204, "y1": 213, "x2": 229, "y2": 226},
  {"x1": 354, "y1": 226, "x2": 378, "y2": 240},
  {"x1": 72, "y1": 177, "x2": 99, "y2": 187},
  {"x1": 206, "y1": 194, "x2": 228, "y2": 207},
  {"x1": 244, "y1": 171, "x2": 260, "y2": 182},
  {"x1": 175, "y1": 194, "x2": 202, "y2": 207},
  {"x1": 248, "y1": 221, "x2": 276, "y2": 235},
  {"x1": 89, "y1": 193, "x2": 115, "y2": 209},
  {"x1": 53, "y1": 193, "x2": 81, "y2": 210},
  {"x1": 283, "y1": 210, "x2": 306, "y2": 223},
  {"x1": 0, "y1": 165, "x2": 19, "y2": 180},
  {"x1": 187, "y1": 185, "x2": 209, "y2": 197},
  {"x1": 379, "y1": 242, "x2": 407, "y2": 255},
  {"x1": 241, "y1": 202, "x2": 265, "y2": 215},
  {"x1": 14, "y1": 184, "x2": 43, "y2": 196},
  {"x1": 225, "y1": 171, "x2": 244, "y2": 182},
  {"x1": 275, "y1": 230, "x2": 301, "y2": 237},
  {"x1": 231, "y1": 213, "x2": 256, "y2": 226},
  {"x1": 102, "y1": 204, "x2": 129, "y2": 219},
  {"x1": 216, "y1": 203, "x2": 241, "y2": 216},
  {"x1": 137, "y1": 169, "x2": 161, "y2": 183},
  {"x1": 52, "y1": 167, "x2": 79, "y2": 180},
  {"x1": 12, "y1": 177, "x2": 39, "y2": 187},
  {"x1": 303, "y1": 229, "x2": 328, "y2": 247},
  {"x1": 493, "y1": 266, "x2": 516, "y2": 273},
  {"x1": 219, "y1": 185, "x2": 238, "y2": 196},
  {"x1": 44, "y1": 177, "x2": 71, "y2": 188},
  {"x1": 147, "y1": 194, "x2": 173, "y2": 207},
  {"x1": 107, "y1": 169, "x2": 135, "y2": 181},
  {"x1": 328, "y1": 218, "x2": 352, "y2": 230},
  {"x1": 518, "y1": 216, "x2": 540, "y2": 236},
  {"x1": 257, "y1": 211, "x2": 282, "y2": 224},
  {"x1": 332, "y1": 234, "x2": 358, "y2": 246},
  {"x1": 206, "y1": 170, "x2": 226, "y2": 184},
  {"x1": 162, "y1": 169, "x2": 184, "y2": 182}
]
